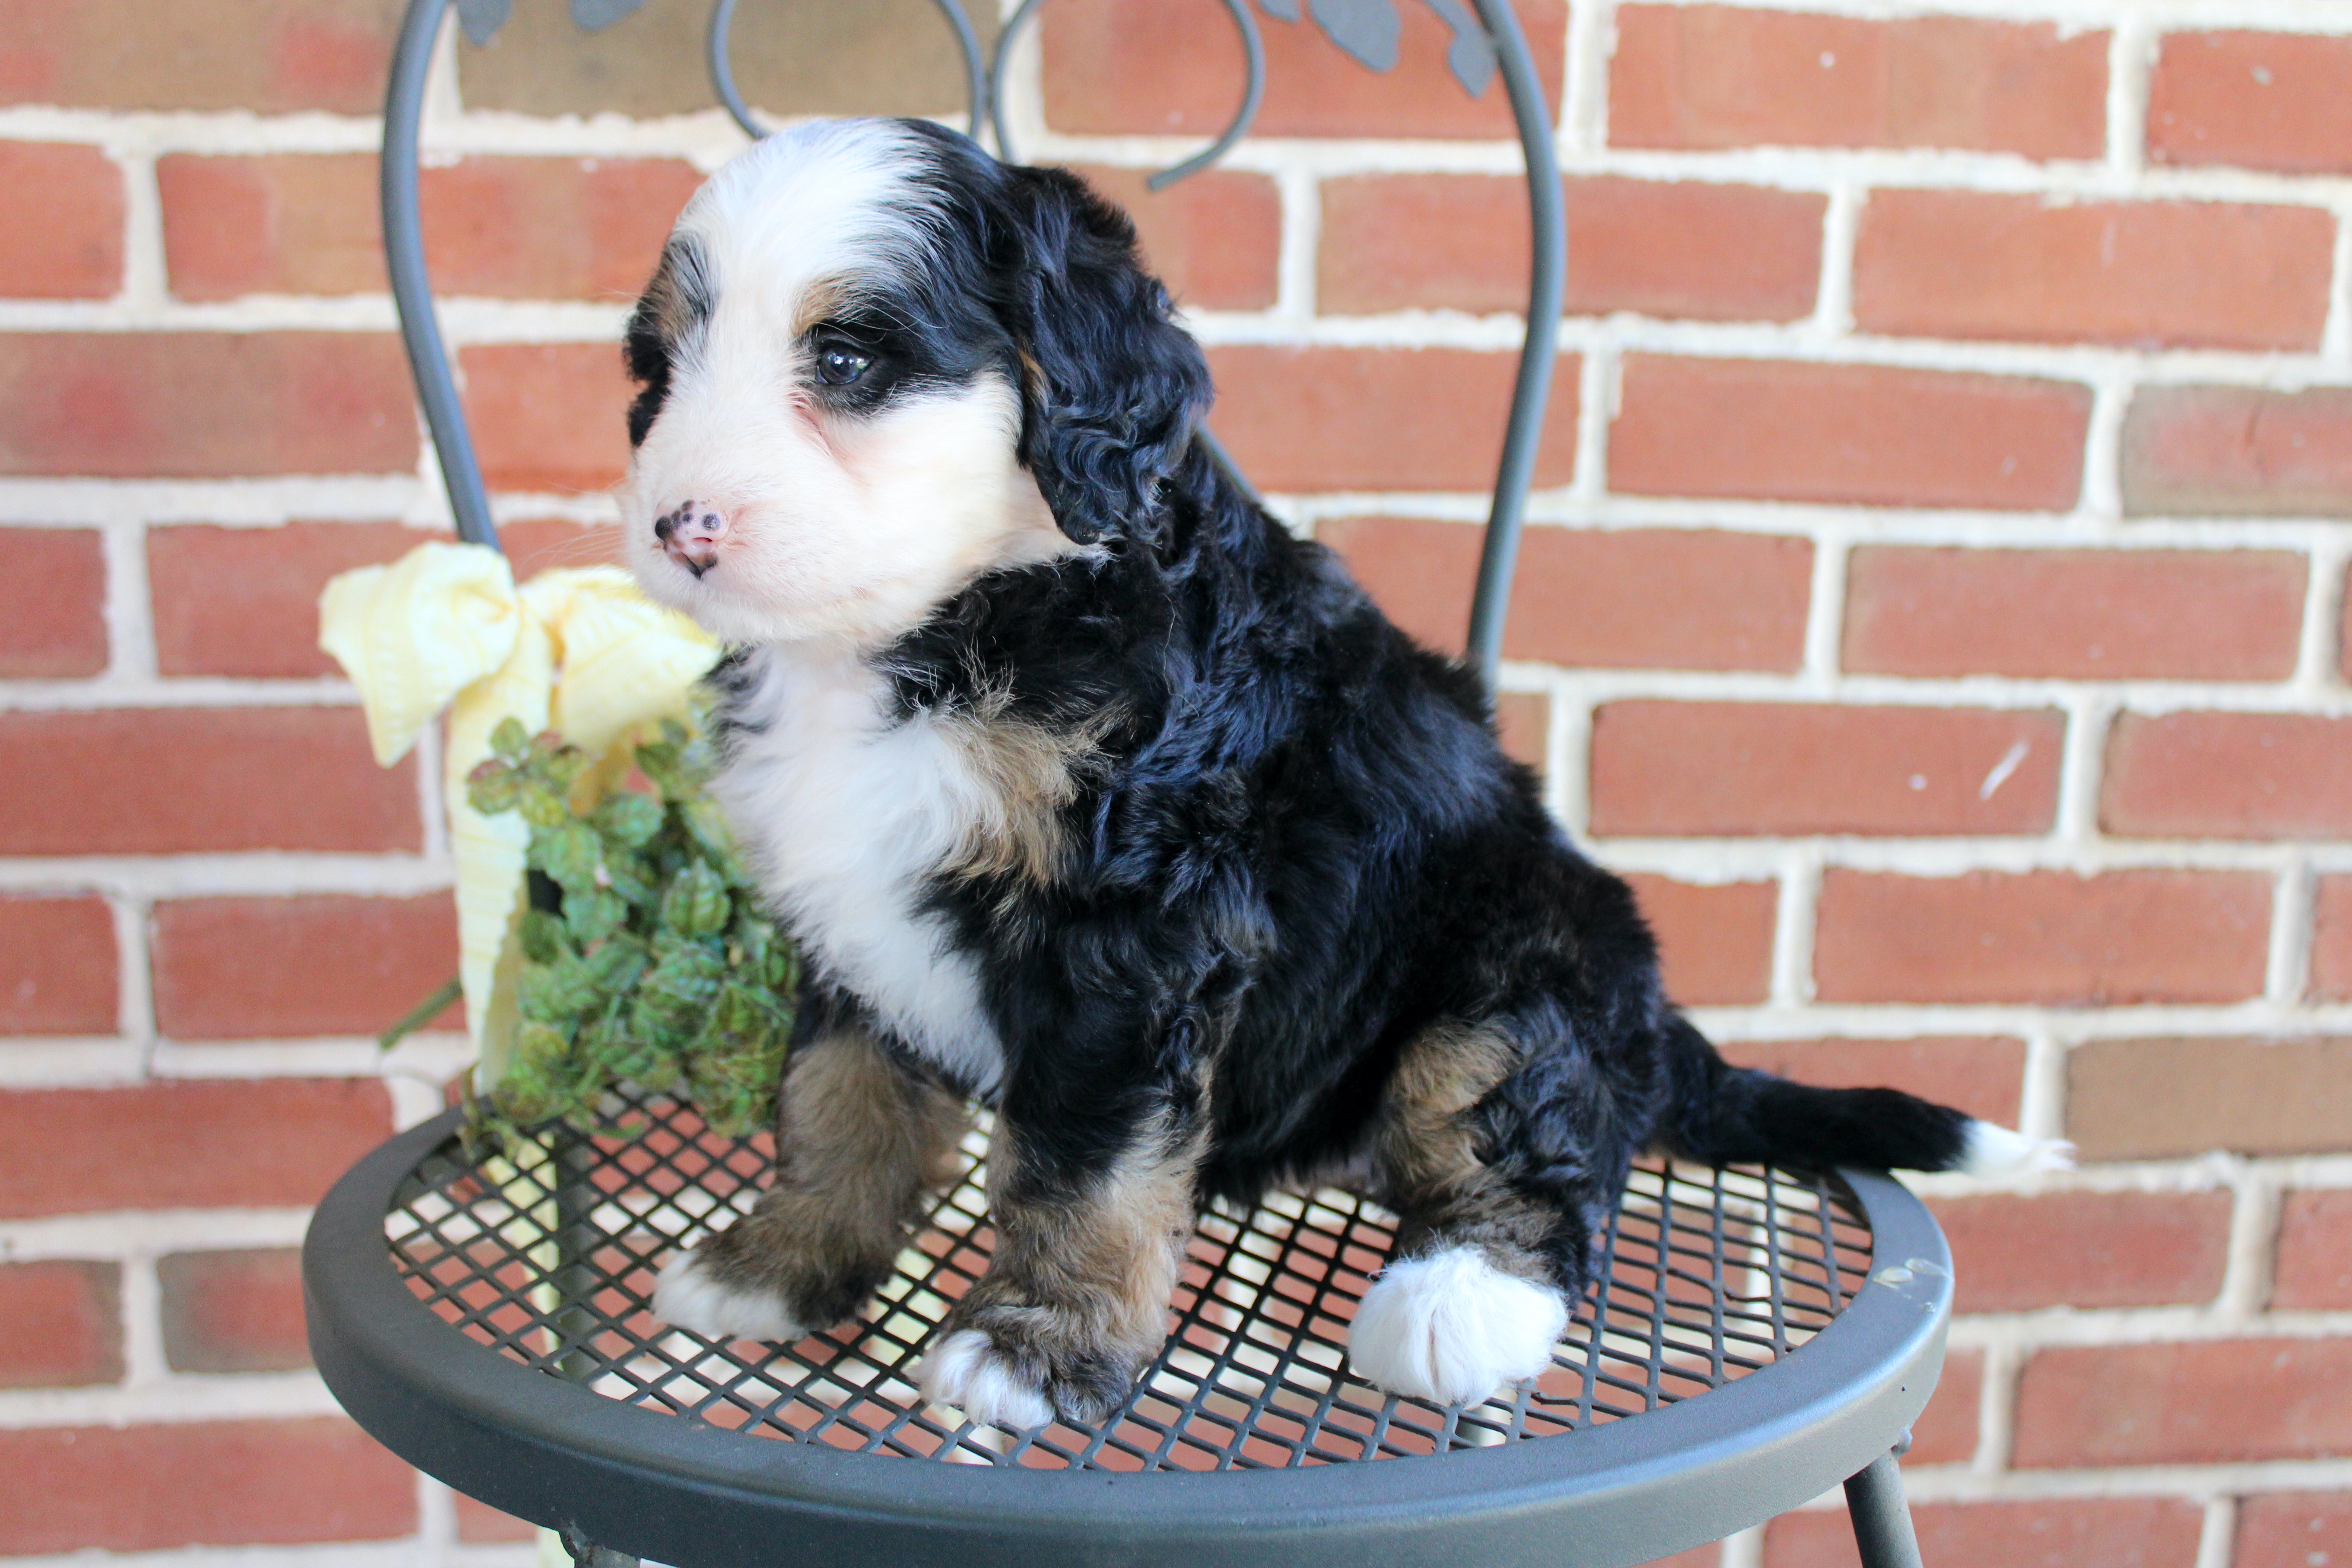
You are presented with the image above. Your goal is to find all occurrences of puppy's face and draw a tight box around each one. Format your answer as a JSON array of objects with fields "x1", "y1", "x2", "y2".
[{"x1": 620, "y1": 120, "x2": 1066, "y2": 649}]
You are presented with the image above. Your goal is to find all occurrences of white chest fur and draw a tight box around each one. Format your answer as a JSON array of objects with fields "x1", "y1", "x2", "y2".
[{"x1": 707, "y1": 645, "x2": 1005, "y2": 1093}]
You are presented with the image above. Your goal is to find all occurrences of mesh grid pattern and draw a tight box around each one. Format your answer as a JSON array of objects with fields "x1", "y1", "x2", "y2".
[{"x1": 386, "y1": 1089, "x2": 1873, "y2": 1471}]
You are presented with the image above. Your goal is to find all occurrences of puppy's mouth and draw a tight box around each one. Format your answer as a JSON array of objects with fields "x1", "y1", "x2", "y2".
[{"x1": 652, "y1": 501, "x2": 730, "y2": 579}]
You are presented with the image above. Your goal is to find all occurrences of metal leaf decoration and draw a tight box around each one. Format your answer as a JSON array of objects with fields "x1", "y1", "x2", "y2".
[
  {"x1": 1421, "y1": 0, "x2": 1497, "y2": 96},
  {"x1": 1256, "y1": 0, "x2": 1495, "y2": 96},
  {"x1": 1308, "y1": 0, "x2": 1400, "y2": 72},
  {"x1": 572, "y1": 0, "x2": 649, "y2": 31},
  {"x1": 455, "y1": 0, "x2": 510, "y2": 47}
]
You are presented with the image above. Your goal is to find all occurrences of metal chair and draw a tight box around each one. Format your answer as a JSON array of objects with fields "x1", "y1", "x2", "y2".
[{"x1": 307, "y1": 4, "x2": 1947, "y2": 1564}]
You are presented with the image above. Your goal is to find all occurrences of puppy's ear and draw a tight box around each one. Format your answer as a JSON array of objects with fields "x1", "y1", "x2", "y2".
[{"x1": 996, "y1": 167, "x2": 1211, "y2": 546}]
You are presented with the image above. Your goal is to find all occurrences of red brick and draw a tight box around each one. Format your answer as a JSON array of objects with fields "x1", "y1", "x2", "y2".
[
  {"x1": 0, "y1": 0, "x2": 399, "y2": 114},
  {"x1": 1855, "y1": 189, "x2": 2333, "y2": 351},
  {"x1": 151, "y1": 517, "x2": 618, "y2": 679},
  {"x1": 2151, "y1": 32, "x2": 2352, "y2": 175},
  {"x1": 1207, "y1": 346, "x2": 1577, "y2": 494},
  {"x1": 1610, "y1": 355, "x2": 2090, "y2": 511},
  {"x1": 2122, "y1": 385, "x2": 2352, "y2": 518},
  {"x1": 1814, "y1": 870, "x2": 2271, "y2": 1006},
  {"x1": 2104, "y1": 711, "x2": 2352, "y2": 840},
  {"x1": 159, "y1": 152, "x2": 702, "y2": 303},
  {"x1": 1611, "y1": 7, "x2": 2107, "y2": 160},
  {"x1": 1589, "y1": 702, "x2": 2062, "y2": 838},
  {"x1": 1907, "y1": 1347, "x2": 1981, "y2": 1465},
  {"x1": 0, "y1": 708, "x2": 419, "y2": 855},
  {"x1": 0, "y1": 142, "x2": 122, "y2": 298},
  {"x1": 1931, "y1": 1191, "x2": 2232, "y2": 1313},
  {"x1": 2274, "y1": 1191, "x2": 2352, "y2": 1310},
  {"x1": 158, "y1": 1249, "x2": 308, "y2": 1372},
  {"x1": 1075, "y1": 166, "x2": 1279, "y2": 312},
  {"x1": 2014, "y1": 1339, "x2": 2352, "y2": 1466},
  {"x1": 0, "y1": 527, "x2": 107, "y2": 677},
  {"x1": 1320, "y1": 519, "x2": 1809, "y2": 670},
  {"x1": 1494, "y1": 691, "x2": 1546, "y2": 774},
  {"x1": 0, "y1": 333, "x2": 416, "y2": 478},
  {"x1": 151, "y1": 521, "x2": 419, "y2": 679},
  {"x1": 0, "y1": 1261, "x2": 120, "y2": 1387},
  {"x1": 2239, "y1": 1492, "x2": 2352, "y2": 1568},
  {"x1": 152, "y1": 895, "x2": 459, "y2": 1041},
  {"x1": 0, "y1": 895, "x2": 116, "y2": 1036},
  {"x1": 2318, "y1": 877, "x2": 2352, "y2": 1001},
  {"x1": 1716, "y1": 1037, "x2": 2026, "y2": 1127},
  {"x1": 455, "y1": 1492, "x2": 538, "y2": 1543},
  {"x1": 463, "y1": 342, "x2": 634, "y2": 494},
  {"x1": 2068, "y1": 1037, "x2": 2352, "y2": 1162},
  {"x1": 1843, "y1": 546, "x2": 2304, "y2": 682},
  {"x1": 0, "y1": 1417, "x2": 413, "y2": 1552},
  {"x1": 156, "y1": 154, "x2": 377, "y2": 301},
  {"x1": 1621, "y1": 876, "x2": 1776, "y2": 1006},
  {"x1": 0, "y1": 1078, "x2": 390, "y2": 1218},
  {"x1": 1319, "y1": 174, "x2": 1824, "y2": 323},
  {"x1": 1042, "y1": 0, "x2": 1568, "y2": 141},
  {"x1": 423, "y1": 155, "x2": 702, "y2": 302},
  {"x1": 1764, "y1": 1497, "x2": 2201, "y2": 1568}
]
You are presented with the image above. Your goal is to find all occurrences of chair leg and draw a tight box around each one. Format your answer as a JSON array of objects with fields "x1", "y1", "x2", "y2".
[{"x1": 1842, "y1": 1447, "x2": 1924, "y2": 1568}]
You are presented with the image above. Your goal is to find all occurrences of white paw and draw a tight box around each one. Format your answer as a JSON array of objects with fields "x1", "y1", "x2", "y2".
[
  {"x1": 652, "y1": 1249, "x2": 805, "y2": 1343},
  {"x1": 918, "y1": 1327, "x2": 1053, "y2": 1430},
  {"x1": 1348, "y1": 1246, "x2": 1569, "y2": 1406},
  {"x1": 1958, "y1": 1120, "x2": 2076, "y2": 1177}
]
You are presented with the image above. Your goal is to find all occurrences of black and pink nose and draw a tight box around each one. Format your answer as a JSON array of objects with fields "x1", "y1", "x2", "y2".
[{"x1": 652, "y1": 500, "x2": 730, "y2": 577}]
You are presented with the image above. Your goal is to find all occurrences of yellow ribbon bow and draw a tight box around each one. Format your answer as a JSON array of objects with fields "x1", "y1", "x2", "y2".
[{"x1": 318, "y1": 540, "x2": 719, "y2": 1075}]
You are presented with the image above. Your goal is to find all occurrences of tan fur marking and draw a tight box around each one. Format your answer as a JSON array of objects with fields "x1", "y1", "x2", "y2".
[
  {"x1": 946, "y1": 1109, "x2": 1206, "y2": 1413},
  {"x1": 936, "y1": 694, "x2": 1116, "y2": 890},
  {"x1": 699, "y1": 1028, "x2": 969, "y2": 1322},
  {"x1": 1373, "y1": 1022, "x2": 1555, "y2": 1282}
]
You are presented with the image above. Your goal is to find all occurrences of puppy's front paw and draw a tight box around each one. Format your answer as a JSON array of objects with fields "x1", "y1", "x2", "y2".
[
  {"x1": 918, "y1": 1327, "x2": 1054, "y2": 1430},
  {"x1": 1348, "y1": 1246, "x2": 1568, "y2": 1406},
  {"x1": 653, "y1": 1248, "x2": 808, "y2": 1344},
  {"x1": 917, "y1": 1306, "x2": 1143, "y2": 1429}
]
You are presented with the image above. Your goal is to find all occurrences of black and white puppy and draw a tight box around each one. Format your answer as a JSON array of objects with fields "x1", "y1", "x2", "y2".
[{"x1": 626, "y1": 118, "x2": 2066, "y2": 1427}]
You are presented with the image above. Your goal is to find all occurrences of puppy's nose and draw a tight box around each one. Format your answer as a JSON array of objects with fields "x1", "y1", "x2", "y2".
[{"x1": 652, "y1": 500, "x2": 731, "y2": 579}]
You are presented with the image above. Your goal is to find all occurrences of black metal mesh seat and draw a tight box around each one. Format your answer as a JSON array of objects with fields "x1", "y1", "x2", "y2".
[{"x1": 305, "y1": 1089, "x2": 1951, "y2": 1566}]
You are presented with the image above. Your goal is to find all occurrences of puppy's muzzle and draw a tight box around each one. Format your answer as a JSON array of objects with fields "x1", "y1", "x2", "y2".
[{"x1": 653, "y1": 500, "x2": 730, "y2": 578}]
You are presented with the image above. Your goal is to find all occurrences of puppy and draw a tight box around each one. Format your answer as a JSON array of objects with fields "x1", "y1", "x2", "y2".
[{"x1": 625, "y1": 118, "x2": 2066, "y2": 1426}]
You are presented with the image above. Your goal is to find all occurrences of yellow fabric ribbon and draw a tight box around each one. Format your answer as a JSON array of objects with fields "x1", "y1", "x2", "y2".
[{"x1": 318, "y1": 541, "x2": 719, "y2": 1075}]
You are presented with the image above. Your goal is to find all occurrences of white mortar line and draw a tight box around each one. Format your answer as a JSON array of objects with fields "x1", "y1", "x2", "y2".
[
  {"x1": 2195, "y1": 1496, "x2": 2238, "y2": 1568},
  {"x1": 117, "y1": 1252, "x2": 170, "y2": 1386},
  {"x1": 0, "y1": 1211, "x2": 313, "y2": 1263},
  {"x1": 2267, "y1": 859, "x2": 2316, "y2": 1003},
  {"x1": 2218, "y1": 1164, "x2": 2284, "y2": 1317},
  {"x1": 1560, "y1": 0, "x2": 1615, "y2": 159}
]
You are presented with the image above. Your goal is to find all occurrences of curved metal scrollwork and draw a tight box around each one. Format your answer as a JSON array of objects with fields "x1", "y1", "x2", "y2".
[
  {"x1": 709, "y1": 0, "x2": 987, "y2": 142},
  {"x1": 989, "y1": 0, "x2": 1265, "y2": 192}
]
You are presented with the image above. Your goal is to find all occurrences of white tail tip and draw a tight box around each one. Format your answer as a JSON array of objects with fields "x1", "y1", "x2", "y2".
[{"x1": 1959, "y1": 1120, "x2": 2075, "y2": 1177}]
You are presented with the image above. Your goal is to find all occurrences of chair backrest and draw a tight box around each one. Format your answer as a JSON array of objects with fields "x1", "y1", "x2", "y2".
[{"x1": 379, "y1": 0, "x2": 1562, "y2": 688}]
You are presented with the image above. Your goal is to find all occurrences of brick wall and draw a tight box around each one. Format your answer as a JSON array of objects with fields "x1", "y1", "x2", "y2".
[{"x1": 1, "y1": 1, "x2": 2347, "y2": 1563}]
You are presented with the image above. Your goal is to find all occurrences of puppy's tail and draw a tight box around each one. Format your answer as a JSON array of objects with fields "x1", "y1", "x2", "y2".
[{"x1": 1653, "y1": 1014, "x2": 2072, "y2": 1176}]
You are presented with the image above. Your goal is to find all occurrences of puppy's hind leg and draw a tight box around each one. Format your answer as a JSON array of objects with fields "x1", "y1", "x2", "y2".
[
  {"x1": 1348, "y1": 1022, "x2": 1584, "y2": 1407},
  {"x1": 656, "y1": 1023, "x2": 969, "y2": 1344}
]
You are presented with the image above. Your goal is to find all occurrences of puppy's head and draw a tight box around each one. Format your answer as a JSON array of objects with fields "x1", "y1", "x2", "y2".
[{"x1": 621, "y1": 118, "x2": 1210, "y2": 648}]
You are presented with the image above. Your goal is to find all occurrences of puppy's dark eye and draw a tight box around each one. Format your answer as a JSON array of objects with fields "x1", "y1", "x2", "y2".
[{"x1": 815, "y1": 341, "x2": 872, "y2": 386}]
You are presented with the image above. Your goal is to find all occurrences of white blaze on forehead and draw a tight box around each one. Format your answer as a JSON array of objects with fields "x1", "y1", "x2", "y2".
[{"x1": 675, "y1": 117, "x2": 937, "y2": 327}]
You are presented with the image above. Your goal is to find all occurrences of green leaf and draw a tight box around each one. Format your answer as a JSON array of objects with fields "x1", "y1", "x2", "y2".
[
  {"x1": 516, "y1": 781, "x2": 572, "y2": 830},
  {"x1": 491, "y1": 717, "x2": 532, "y2": 764},
  {"x1": 466, "y1": 758, "x2": 521, "y2": 816},
  {"x1": 593, "y1": 791, "x2": 663, "y2": 850},
  {"x1": 518, "y1": 956, "x2": 601, "y2": 1023},
  {"x1": 518, "y1": 909, "x2": 572, "y2": 966},
  {"x1": 563, "y1": 887, "x2": 628, "y2": 945},
  {"x1": 533, "y1": 820, "x2": 602, "y2": 896},
  {"x1": 635, "y1": 739, "x2": 688, "y2": 800},
  {"x1": 603, "y1": 850, "x2": 660, "y2": 909},
  {"x1": 660, "y1": 861, "x2": 730, "y2": 938}
]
